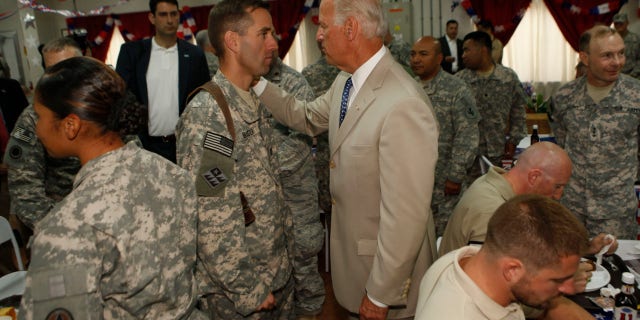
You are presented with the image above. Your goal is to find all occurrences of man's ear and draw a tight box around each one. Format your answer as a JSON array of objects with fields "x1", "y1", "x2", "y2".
[
  {"x1": 63, "y1": 114, "x2": 81, "y2": 140},
  {"x1": 502, "y1": 257, "x2": 525, "y2": 284},
  {"x1": 344, "y1": 17, "x2": 358, "y2": 41},
  {"x1": 579, "y1": 51, "x2": 589, "y2": 67},
  {"x1": 148, "y1": 12, "x2": 156, "y2": 26},
  {"x1": 224, "y1": 31, "x2": 239, "y2": 55},
  {"x1": 527, "y1": 168, "x2": 543, "y2": 186}
]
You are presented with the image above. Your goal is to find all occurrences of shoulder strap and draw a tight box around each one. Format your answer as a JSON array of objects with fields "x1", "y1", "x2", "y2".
[{"x1": 187, "y1": 81, "x2": 236, "y2": 140}]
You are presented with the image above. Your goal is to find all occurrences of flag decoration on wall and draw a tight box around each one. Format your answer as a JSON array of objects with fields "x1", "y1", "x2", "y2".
[
  {"x1": 18, "y1": 0, "x2": 132, "y2": 17},
  {"x1": 177, "y1": 6, "x2": 196, "y2": 41},
  {"x1": 555, "y1": 0, "x2": 627, "y2": 15},
  {"x1": 0, "y1": 8, "x2": 19, "y2": 21},
  {"x1": 67, "y1": 7, "x2": 198, "y2": 50}
]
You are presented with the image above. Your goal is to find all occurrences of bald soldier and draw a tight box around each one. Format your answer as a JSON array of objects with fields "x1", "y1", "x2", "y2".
[{"x1": 410, "y1": 36, "x2": 480, "y2": 236}]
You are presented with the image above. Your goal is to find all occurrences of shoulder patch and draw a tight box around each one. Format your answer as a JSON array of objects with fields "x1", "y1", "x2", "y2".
[
  {"x1": 203, "y1": 131, "x2": 233, "y2": 157},
  {"x1": 46, "y1": 308, "x2": 74, "y2": 320},
  {"x1": 11, "y1": 126, "x2": 33, "y2": 143},
  {"x1": 8, "y1": 145, "x2": 22, "y2": 160}
]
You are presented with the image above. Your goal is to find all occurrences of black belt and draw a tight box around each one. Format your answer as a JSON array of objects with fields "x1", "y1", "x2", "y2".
[{"x1": 147, "y1": 134, "x2": 176, "y2": 143}]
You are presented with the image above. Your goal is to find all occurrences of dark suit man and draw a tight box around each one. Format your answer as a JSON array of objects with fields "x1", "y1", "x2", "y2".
[
  {"x1": 116, "y1": 0, "x2": 209, "y2": 163},
  {"x1": 257, "y1": 0, "x2": 439, "y2": 318},
  {"x1": 439, "y1": 19, "x2": 464, "y2": 74}
]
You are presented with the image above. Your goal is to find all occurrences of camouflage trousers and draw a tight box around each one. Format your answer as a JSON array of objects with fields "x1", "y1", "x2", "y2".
[
  {"x1": 281, "y1": 150, "x2": 326, "y2": 316},
  {"x1": 200, "y1": 276, "x2": 295, "y2": 319},
  {"x1": 314, "y1": 132, "x2": 331, "y2": 214},
  {"x1": 575, "y1": 212, "x2": 638, "y2": 240},
  {"x1": 431, "y1": 189, "x2": 464, "y2": 237}
]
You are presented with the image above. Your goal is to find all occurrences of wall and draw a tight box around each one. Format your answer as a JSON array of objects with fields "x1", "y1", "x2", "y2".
[{"x1": 13, "y1": 0, "x2": 640, "y2": 85}]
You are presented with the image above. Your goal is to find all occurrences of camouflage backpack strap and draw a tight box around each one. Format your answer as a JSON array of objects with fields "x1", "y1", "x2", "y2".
[{"x1": 187, "y1": 81, "x2": 236, "y2": 140}]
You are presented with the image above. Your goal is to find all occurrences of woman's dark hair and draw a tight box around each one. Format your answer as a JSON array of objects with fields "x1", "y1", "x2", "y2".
[{"x1": 35, "y1": 56, "x2": 145, "y2": 136}]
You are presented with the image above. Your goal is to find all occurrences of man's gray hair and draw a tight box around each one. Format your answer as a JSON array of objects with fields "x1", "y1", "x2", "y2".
[
  {"x1": 42, "y1": 37, "x2": 82, "y2": 57},
  {"x1": 333, "y1": 0, "x2": 387, "y2": 39},
  {"x1": 195, "y1": 29, "x2": 210, "y2": 48}
]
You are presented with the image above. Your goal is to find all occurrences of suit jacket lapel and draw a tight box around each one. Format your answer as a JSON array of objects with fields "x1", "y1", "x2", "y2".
[
  {"x1": 330, "y1": 52, "x2": 392, "y2": 157},
  {"x1": 177, "y1": 40, "x2": 189, "y2": 112},
  {"x1": 138, "y1": 39, "x2": 152, "y2": 107}
]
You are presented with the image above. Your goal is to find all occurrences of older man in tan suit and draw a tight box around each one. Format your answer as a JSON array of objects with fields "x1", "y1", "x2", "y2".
[{"x1": 255, "y1": 0, "x2": 439, "y2": 319}]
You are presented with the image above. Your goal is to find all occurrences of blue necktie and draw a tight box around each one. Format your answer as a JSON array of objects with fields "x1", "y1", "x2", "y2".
[{"x1": 339, "y1": 77, "x2": 353, "y2": 127}]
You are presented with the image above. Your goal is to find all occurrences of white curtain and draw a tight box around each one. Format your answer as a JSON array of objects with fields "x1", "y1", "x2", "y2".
[{"x1": 503, "y1": 0, "x2": 579, "y2": 91}]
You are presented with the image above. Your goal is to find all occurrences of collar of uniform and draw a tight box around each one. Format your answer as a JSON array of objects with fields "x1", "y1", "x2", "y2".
[
  {"x1": 453, "y1": 246, "x2": 524, "y2": 320},
  {"x1": 151, "y1": 37, "x2": 178, "y2": 53},
  {"x1": 485, "y1": 166, "x2": 516, "y2": 202}
]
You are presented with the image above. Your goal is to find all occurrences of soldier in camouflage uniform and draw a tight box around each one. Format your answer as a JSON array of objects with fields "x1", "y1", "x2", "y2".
[
  {"x1": 196, "y1": 29, "x2": 219, "y2": 77},
  {"x1": 613, "y1": 13, "x2": 640, "y2": 79},
  {"x1": 410, "y1": 36, "x2": 480, "y2": 236},
  {"x1": 176, "y1": 1, "x2": 294, "y2": 318},
  {"x1": 20, "y1": 57, "x2": 203, "y2": 320},
  {"x1": 551, "y1": 25, "x2": 640, "y2": 239},
  {"x1": 385, "y1": 31, "x2": 413, "y2": 75},
  {"x1": 456, "y1": 31, "x2": 527, "y2": 180},
  {"x1": 3, "y1": 37, "x2": 82, "y2": 229},
  {"x1": 301, "y1": 47, "x2": 340, "y2": 214},
  {"x1": 265, "y1": 55, "x2": 325, "y2": 318}
]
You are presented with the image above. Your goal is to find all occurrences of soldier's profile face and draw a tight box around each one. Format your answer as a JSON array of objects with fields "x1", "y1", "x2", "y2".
[
  {"x1": 237, "y1": 7, "x2": 277, "y2": 77},
  {"x1": 511, "y1": 254, "x2": 580, "y2": 309},
  {"x1": 462, "y1": 39, "x2": 482, "y2": 70},
  {"x1": 583, "y1": 34, "x2": 625, "y2": 86}
]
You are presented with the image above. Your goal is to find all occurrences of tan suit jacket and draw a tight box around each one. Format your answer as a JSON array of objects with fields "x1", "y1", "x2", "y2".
[{"x1": 261, "y1": 51, "x2": 438, "y2": 318}]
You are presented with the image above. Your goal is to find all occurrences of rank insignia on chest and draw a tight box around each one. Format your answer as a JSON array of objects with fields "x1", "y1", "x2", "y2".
[
  {"x1": 202, "y1": 167, "x2": 227, "y2": 188},
  {"x1": 242, "y1": 128, "x2": 255, "y2": 139},
  {"x1": 203, "y1": 131, "x2": 233, "y2": 157}
]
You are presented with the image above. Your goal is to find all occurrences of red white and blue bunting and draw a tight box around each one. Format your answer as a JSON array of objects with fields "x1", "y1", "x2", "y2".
[
  {"x1": 450, "y1": 0, "x2": 527, "y2": 33},
  {"x1": 0, "y1": 8, "x2": 19, "y2": 21},
  {"x1": 556, "y1": 0, "x2": 627, "y2": 15},
  {"x1": 67, "y1": 6, "x2": 199, "y2": 48},
  {"x1": 177, "y1": 6, "x2": 197, "y2": 41},
  {"x1": 18, "y1": 0, "x2": 132, "y2": 17}
]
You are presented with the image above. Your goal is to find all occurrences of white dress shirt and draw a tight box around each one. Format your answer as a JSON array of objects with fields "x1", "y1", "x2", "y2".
[{"x1": 146, "y1": 37, "x2": 180, "y2": 136}]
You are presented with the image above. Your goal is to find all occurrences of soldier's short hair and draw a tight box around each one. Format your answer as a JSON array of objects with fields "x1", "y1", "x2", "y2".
[
  {"x1": 463, "y1": 31, "x2": 492, "y2": 52},
  {"x1": 208, "y1": 0, "x2": 270, "y2": 59},
  {"x1": 333, "y1": 0, "x2": 387, "y2": 39},
  {"x1": 446, "y1": 19, "x2": 458, "y2": 27},
  {"x1": 484, "y1": 194, "x2": 589, "y2": 272},
  {"x1": 579, "y1": 25, "x2": 618, "y2": 53},
  {"x1": 41, "y1": 37, "x2": 82, "y2": 57},
  {"x1": 149, "y1": 0, "x2": 179, "y2": 15}
]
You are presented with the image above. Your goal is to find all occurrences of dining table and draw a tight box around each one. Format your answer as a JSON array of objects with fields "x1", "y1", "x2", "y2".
[{"x1": 567, "y1": 239, "x2": 640, "y2": 319}]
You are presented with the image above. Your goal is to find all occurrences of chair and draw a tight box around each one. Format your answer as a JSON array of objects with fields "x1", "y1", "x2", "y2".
[{"x1": 0, "y1": 216, "x2": 26, "y2": 300}]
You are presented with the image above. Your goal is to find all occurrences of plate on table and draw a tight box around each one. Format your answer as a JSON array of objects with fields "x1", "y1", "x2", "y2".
[{"x1": 585, "y1": 263, "x2": 611, "y2": 292}]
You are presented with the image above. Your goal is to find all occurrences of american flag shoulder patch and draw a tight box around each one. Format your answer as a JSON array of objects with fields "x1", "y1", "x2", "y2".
[
  {"x1": 12, "y1": 126, "x2": 33, "y2": 144},
  {"x1": 203, "y1": 131, "x2": 234, "y2": 157}
]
